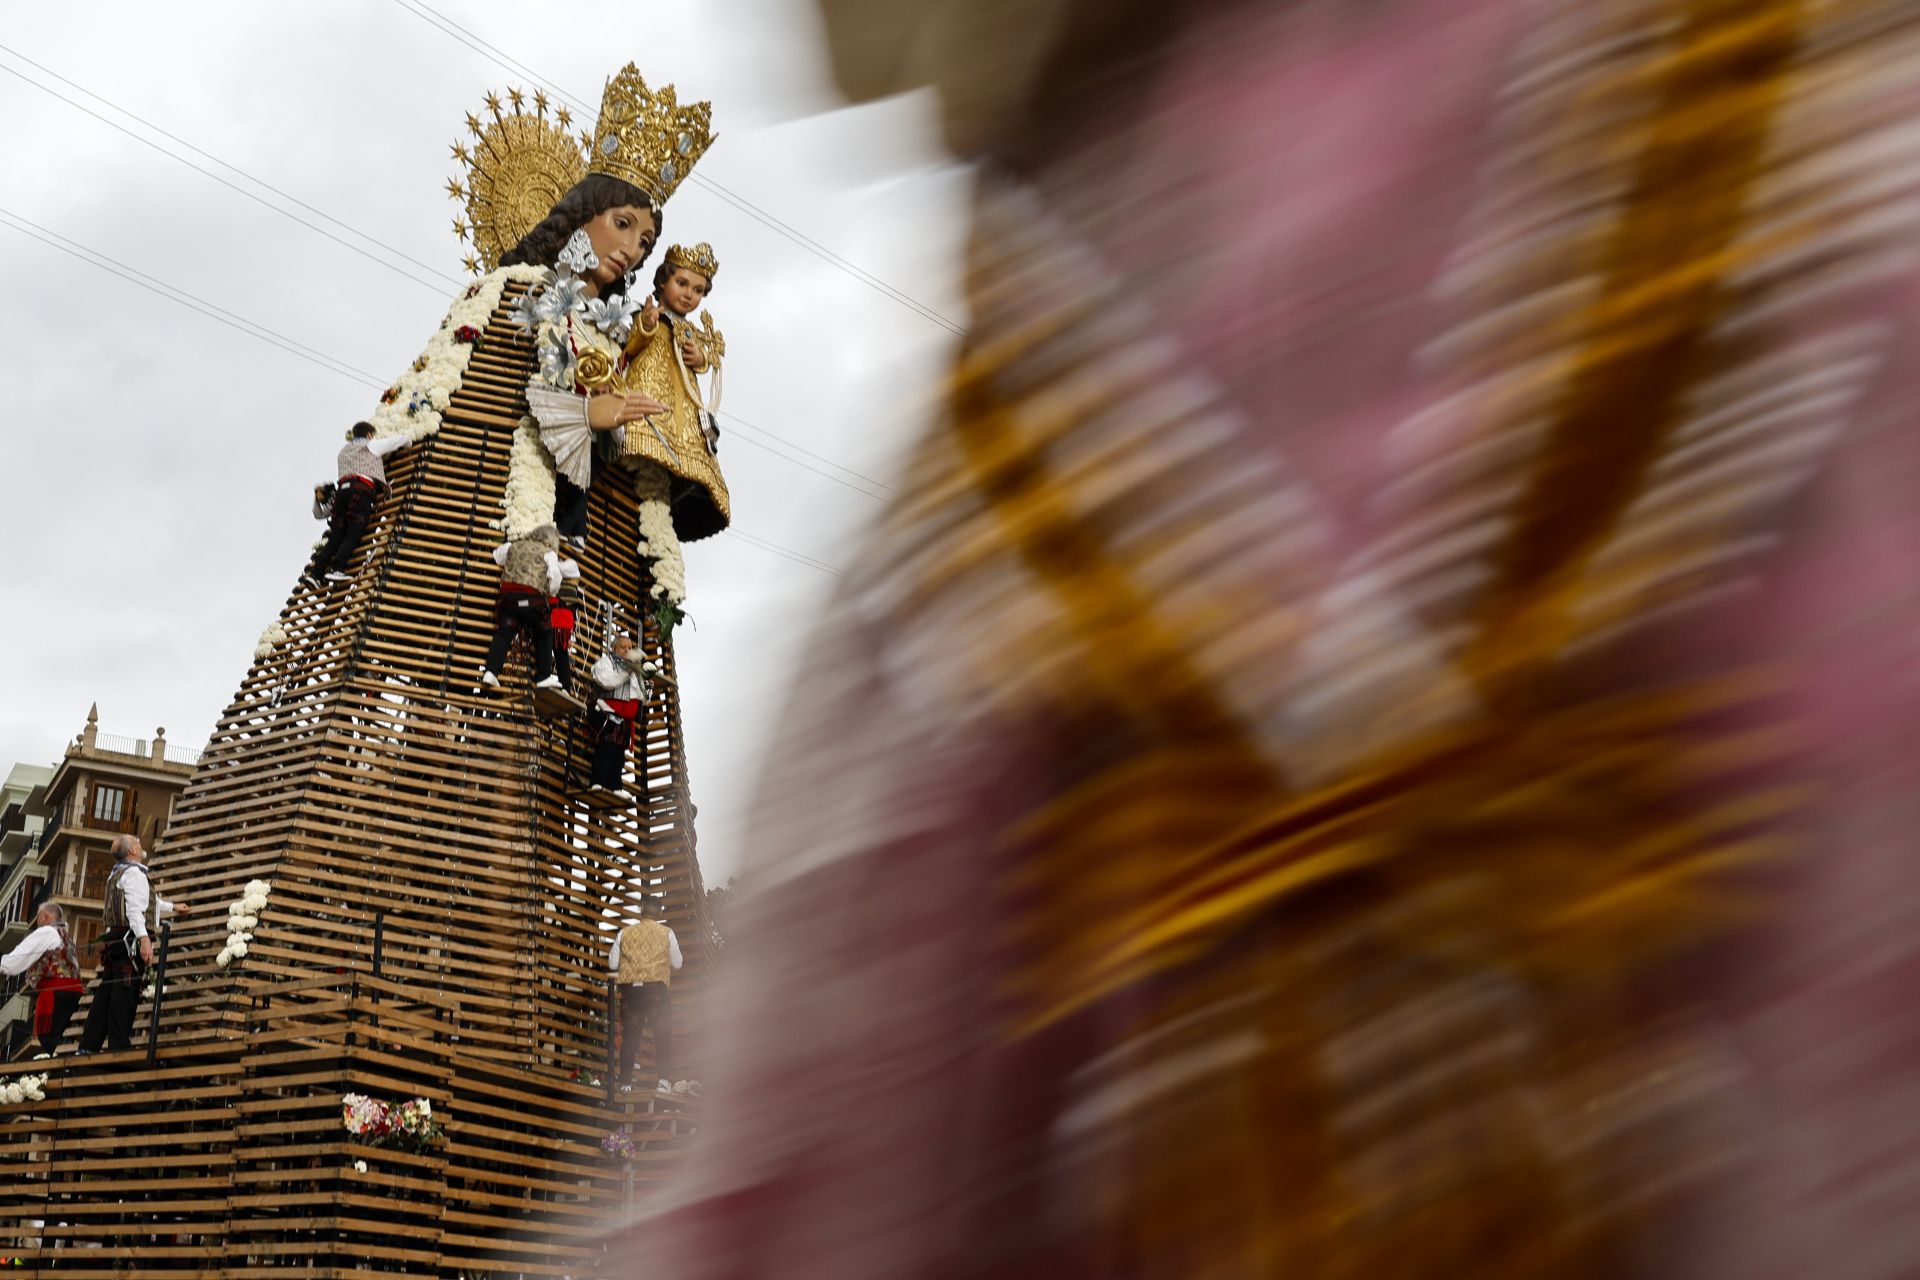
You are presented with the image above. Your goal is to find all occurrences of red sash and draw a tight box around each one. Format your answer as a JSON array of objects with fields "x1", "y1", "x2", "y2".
[{"x1": 33, "y1": 974, "x2": 82, "y2": 1036}]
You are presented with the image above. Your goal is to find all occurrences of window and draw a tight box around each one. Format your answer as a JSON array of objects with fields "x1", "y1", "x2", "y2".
[
  {"x1": 91, "y1": 785, "x2": 126, "y2": 825},
  {"x1": 13, "y1": 876, "x2": 41, "y2": 925},
  {"x1": 73, "y1": 917, "x2": 100, "y2": 970},
  {"x1": 81, "y1": 851, "x2": 112, "y2": 900}
]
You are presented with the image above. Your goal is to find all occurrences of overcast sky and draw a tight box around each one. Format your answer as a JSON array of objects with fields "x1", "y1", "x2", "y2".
[{"x1": 0, "y1": 1, "x2": 969, "y2": 883}]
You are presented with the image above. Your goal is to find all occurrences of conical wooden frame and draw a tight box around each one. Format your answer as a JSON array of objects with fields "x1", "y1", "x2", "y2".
[{"x1": 0, "y1": 282, "x2": 711, "y2": 1278}]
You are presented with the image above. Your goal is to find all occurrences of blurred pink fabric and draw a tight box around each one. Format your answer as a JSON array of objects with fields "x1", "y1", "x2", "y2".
[{"x1": 608, "y1": 1, "x2": 1920, "y2": 1275}]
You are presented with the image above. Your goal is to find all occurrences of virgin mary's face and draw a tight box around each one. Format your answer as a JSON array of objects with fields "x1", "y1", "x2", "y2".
[{"x1": 582, "y1": 204, "x2": 658, "y2": 293}]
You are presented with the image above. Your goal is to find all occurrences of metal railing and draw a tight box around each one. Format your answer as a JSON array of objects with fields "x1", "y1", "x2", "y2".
[{"x1": 80, "y1": 732, "x2": 202, "y2": 766}]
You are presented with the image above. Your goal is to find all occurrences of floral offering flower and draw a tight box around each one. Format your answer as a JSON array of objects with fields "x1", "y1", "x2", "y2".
[
  {"x1": 0, "y1": 1074, "x2": 48, "y2": 1107},
  {"x1": 342, "y1": 1093, "x2": 443, "y2": 1151},
  {"x1": 367, "y1": 264, "x2": 545, "y2": 445},
  {"x1": 500, "y1": 421, "x2": 558, "y2": 540},
  {"x1": 217, "y1": 879, "x2": 271, "y2": 969},
  {"x1": 253, "y1": 621, "x2": 289, "y2": 661}
]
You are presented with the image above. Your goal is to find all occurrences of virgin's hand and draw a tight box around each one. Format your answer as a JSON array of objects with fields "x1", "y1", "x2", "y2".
[
  {"x1": 590, "y1": 392, "x2": 670, "y2": 428},
  {"x1": 621, "y1": 393, "x2": 669, "y2": 423}
]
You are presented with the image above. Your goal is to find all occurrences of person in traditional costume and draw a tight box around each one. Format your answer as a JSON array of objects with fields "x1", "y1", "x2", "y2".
[
  {"x1": 607, "y1": 902, "x2": 684, "y2": 1096},
  {"x1": 77, "y1": 835, "x2": 186, "y2": 1057},
  {"x1": 0, "y1": 902, "x2": 84, "y2": 1058},
  {"x1": 588, "y1": 633, "x2": 655, "y2": 800},
  {"x1": 483, "y1": 524, "x2": 565, "y2": 691},
  {"x1": 308, "y1": 421, "x2": 410, "y2": 584}
]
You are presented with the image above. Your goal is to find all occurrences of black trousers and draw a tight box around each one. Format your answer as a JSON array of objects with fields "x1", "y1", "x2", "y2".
[
  {"x1": 618, "y1": 982, "x2": 672, "y2": 1084},
  {"x1": 39, "y1": 987, "x2": 81, "y2": 1056},
  {"x1": 589, "y1": 707, "x2": 634, "y2": 788},
  {"x1": 77, "y1": 937, "x2": 143, "y2": 1054},
  {"x1": 313, "y1": 479, "x2": 378, "y2": 575},
  {"x1": 485, "y1": 591, "x2": 554, "y2": 680},
  {"x1": 555, "y1": 644, "x2": 574, "y2": 689},
  {"x1": 554, "y1": 475, "x2": 589, "y2": 542}
]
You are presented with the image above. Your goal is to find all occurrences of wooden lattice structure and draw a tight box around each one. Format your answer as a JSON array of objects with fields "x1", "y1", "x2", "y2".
[{"x1": 0, "y1": 282, "x2": 712, "y2": 1277}]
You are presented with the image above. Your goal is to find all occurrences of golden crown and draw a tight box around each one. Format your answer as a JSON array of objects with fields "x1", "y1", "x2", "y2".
[
  {"x1": 663, "y1": 242, "x2": 720, "y2": 281},
  {"x1": 588, "y1": 65, "x2": 715, "y2": 206}
]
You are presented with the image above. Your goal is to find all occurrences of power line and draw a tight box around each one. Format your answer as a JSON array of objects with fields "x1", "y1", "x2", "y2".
[
  {"x1": 727, "y1": 530, "x2": 844, "y2": 577},
  {"x1": 0, "y1": 42, "x2": 462, "y2": 289},
  {"x1": 0, "y1": 208, "x2": 387, "y2": 388},
  {"x1": 386, "y1": 0, "x2": 968, "y2": 337},
  {"x1": 684, "y1": 173, "x2": 965, "y2": 338},
  {"x1": 2, "y1": 43, "x2": 897, "y2": 503},
  {"x1": 720, "y1": 408, "x2": 896, "y2": 495},
  {"x1": 2, "y1": 210, "x2": 852, "y2": 579},
  {"x1": 720, "y1": 424, "x2": 891, "y2": 503},
  {"x1": 2, "y1": 36, "x2": 935, "y2": 496},
  {"x1": 0, "y1": 58, "x2": 456, "y2": 297}
]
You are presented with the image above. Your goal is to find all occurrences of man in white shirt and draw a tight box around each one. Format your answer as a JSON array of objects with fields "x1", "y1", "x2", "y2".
[
  {"x1": 1, "y1": 901, "x2": 83, "y2": 1057},
  {"x1": 310, "y1": 421, "x2": 410, "y2": 584},
  {"x1": 608, "y1": 905, "x2": 684, "y2": 1095},
  {"x1": 76, "y1": 835, "x2": 189, "y2": 1056},
  {"x1": 588, "y1": 635, "x2": 654, "y2": 800}
]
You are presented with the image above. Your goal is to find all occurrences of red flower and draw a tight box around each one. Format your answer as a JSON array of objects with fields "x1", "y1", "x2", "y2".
[{"x1": 454, "y1": 325, "x2": 482, "y2": 345}]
